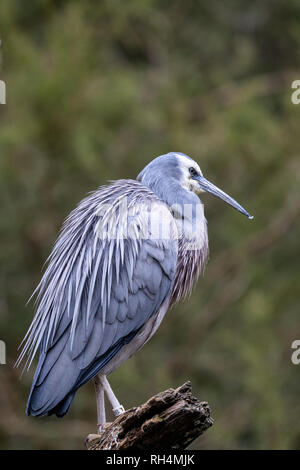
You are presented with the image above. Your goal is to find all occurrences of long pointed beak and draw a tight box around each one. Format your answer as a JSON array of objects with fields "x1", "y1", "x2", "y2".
[{"x1": 195, "y1": 176, "x2": 253, "y2": 219}]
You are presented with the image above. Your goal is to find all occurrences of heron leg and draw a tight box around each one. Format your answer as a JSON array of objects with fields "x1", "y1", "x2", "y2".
[
  {"x1": 97, "y1": 374, "x2": 125, "y2": 417},
  {"x1": 94, "y1": 375, "x2": 106, "y2": 432}
]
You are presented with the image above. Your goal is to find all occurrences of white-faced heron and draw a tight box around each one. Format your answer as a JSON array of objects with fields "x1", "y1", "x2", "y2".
[{"x1": 18, "y1": 152, "x2": 252, "y2": 430}]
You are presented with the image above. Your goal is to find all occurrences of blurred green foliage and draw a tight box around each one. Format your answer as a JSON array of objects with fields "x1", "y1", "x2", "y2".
[{"x1": 0, "y1": 0, "x2": 300, "y2": 450}]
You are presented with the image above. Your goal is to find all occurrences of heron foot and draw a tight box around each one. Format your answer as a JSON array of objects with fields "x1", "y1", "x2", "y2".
[
  {"x1": 97, "y1": 424, "x2": 104, "y2": 434},
  {"x1": 96, "y1": 422, "x2": 112, "y2": 434},
  {"x1": 113, "y1": 404, "x2": 125, "y2": 417}
]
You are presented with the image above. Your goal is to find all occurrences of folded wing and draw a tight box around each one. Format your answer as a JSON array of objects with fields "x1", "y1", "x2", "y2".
[{"x1": 18, "y1": 180, "x2": 178, "y2": 416}]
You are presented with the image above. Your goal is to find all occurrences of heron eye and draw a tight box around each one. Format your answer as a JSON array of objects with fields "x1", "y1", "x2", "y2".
[{"x1": 189, "y1": 167, "x2": 198, "y2": 177}]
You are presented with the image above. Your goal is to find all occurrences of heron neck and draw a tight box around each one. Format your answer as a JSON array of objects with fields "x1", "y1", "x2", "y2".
[
  {"x1": 145, "y1": 177, "x2": 207, "y2": 247},
  {"x1": 171, "y1": 196, "x2": 207, "y2": 249}
]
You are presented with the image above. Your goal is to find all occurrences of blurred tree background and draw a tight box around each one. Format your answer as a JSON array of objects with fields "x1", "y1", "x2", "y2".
[{"x1": 0, "y1": 0, "x2": 300, "y2": 450}]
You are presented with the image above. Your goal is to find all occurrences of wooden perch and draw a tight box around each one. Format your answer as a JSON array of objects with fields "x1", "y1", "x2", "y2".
[{"x1": 85, "y1": 381, "x2": 213, "y2": 450}]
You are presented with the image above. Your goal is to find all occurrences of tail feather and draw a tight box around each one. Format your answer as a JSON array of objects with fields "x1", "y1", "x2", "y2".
[{"x1": 26, "y1": 328, "x2": 139, "y2": 417}]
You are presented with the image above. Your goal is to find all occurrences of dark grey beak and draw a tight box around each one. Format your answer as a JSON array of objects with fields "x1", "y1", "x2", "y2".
[{"x1": 195, "y1": 176, "x2": 253, "y2": 219}]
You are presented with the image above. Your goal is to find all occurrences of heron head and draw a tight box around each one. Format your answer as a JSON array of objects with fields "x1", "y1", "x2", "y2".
[
  {"x1": 138, "y1": 152, "x2": 253, "y2": 219},
  {"x1": 174, "y1": 152, "x2": 253, "y2": 219}
]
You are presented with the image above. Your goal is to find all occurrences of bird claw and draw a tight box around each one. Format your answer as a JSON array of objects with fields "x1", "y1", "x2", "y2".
[
  {"x1": 97, "y1": 424, "x2": 104, "y2": 434},
  {"x1": 113, "y1": 405, "x2": 125, "y2": 417},
  {"x1": 96, "y1": 422, "x2": 112, "y2": 434}
]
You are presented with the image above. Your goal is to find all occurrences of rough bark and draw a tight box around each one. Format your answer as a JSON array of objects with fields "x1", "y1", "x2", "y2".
[{"x1": 85, "y1": 381, "x2": 213, "y2": 450}]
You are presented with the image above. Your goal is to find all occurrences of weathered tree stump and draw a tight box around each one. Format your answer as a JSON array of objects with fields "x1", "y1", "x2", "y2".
[{"x1": 85, "y1": 381, "x2": 213, "y2": 450}]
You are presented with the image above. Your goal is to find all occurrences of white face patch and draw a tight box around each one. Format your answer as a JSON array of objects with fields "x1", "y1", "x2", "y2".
[{"x1": 174, "y1": 154, "x2": 203, "y2": 194}]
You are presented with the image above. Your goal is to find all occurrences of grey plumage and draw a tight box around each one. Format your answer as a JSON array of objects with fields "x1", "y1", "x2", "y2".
[{"x1": 18, "y1": 151, "x2": 252, "y2": 419}]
